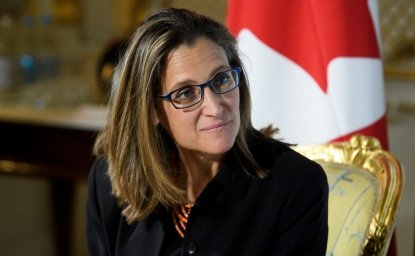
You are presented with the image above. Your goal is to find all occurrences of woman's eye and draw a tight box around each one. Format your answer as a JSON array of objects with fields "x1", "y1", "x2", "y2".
[
  {"x1": 213, "y1": 73, "x2": 231, "y2": 90},
  {"x1": 175, "y1": 87, "x2": 197, "y2": 100}
]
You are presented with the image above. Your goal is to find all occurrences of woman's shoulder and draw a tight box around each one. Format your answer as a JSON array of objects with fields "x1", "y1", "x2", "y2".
[
  {"x1": 87, "y1": 157, "x2": 126, "y2": 254},
  {"x1": 89, "y1": 157, "x2": 112, "y2": 194},
  {"x1": 248, "y1": 130, "x2": 327, "y2": 184},
  {"x1": 88, "y1": 157, "x2": 121, "y2": 219}
]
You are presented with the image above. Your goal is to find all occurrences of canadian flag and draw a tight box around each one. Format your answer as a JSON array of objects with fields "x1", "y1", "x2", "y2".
[
  {"x1": 227, "y1": 0, "x2": 394, "y2": 254},
  {"x1": 227, "y1": 0, "x2": 388, "y2": 149}
]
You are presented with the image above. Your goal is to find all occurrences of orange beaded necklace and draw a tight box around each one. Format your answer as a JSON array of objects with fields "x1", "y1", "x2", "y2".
[{"x1": 172, "y1": 203, "x2": 194, "y2": 238}]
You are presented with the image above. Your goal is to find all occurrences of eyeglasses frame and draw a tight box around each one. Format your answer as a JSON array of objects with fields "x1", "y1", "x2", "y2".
[{"x1": 158, "y1": 66, "x2": 242, "y2": 109}]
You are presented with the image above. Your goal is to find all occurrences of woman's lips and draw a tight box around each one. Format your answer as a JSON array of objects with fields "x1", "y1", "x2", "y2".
[{"x1": 200, "y1": 121, "x2": 231, "y2": 132}]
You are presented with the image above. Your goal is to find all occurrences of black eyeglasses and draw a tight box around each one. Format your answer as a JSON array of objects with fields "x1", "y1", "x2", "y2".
[{"x1": 158, "y1": 67, "x2": 241, "y2": 109}]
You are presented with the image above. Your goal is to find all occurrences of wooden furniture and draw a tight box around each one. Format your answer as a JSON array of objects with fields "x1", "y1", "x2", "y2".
[{"x1": 0, "y1": 104, "x2": 106, "y2": 256}]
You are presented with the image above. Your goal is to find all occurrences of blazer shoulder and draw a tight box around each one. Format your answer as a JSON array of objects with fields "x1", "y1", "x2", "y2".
[
  {"x1": 88, "y1": 157, "x2": 121, "y2": 222},
  {"x1": 89, "y1": 157, "x2": 112, "y2": 197},
  {"x1": 251, "y1": 136, "x2": 327, "y2": 188},
  {"x1": 87, "y1": 157, "x2": 122, "y2": 255},
  {"x1": 249, "y1": 133, "x2": 324, "y2": 179}
]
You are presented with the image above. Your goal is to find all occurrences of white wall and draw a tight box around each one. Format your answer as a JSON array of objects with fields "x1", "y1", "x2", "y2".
[{"x1": 386, "y1": 78, "x2": 415, "y2": 256}]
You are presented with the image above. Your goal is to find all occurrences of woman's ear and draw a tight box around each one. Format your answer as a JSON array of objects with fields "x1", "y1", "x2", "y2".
[
  {"x1": 154, "y1": 104, "x2": 170, "y2": 131},
  {"x1": 153, "y1": 111, "x2": 160, "y2": 126}
]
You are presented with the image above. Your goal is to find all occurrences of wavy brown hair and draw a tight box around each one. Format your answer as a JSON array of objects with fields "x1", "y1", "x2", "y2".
[{"x1": 94, "y1": 8, "x2": 268, "y2": 223}]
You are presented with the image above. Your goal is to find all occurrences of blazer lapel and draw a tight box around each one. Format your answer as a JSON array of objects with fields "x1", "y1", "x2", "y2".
[{"x1": 115, "y1": 214, "x2": 164, "y2": 256}]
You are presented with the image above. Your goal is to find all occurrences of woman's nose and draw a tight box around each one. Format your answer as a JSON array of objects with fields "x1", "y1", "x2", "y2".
[{"x1": 201, "y1": 88, "x2": 223, "y2": 116}]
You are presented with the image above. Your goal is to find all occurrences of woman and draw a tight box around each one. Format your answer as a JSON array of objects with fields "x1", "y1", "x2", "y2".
[{"x1": 87, "y1": 8, "x2": 328, "y2": 256}]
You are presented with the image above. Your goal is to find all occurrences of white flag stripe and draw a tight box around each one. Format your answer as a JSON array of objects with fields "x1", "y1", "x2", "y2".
[
  {"x1": 328, "y1": 57, "x2": 385, "y2": 136},
  {"x1": 368, "y1": 0, "x2": 382, "y2": 51},
  {"x1": 238, "y1": 29, "x2": 385, "y2": 144}
]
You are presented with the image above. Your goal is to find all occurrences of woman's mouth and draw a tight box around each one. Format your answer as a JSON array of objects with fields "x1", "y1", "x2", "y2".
[{"x1": 200, "y1": 121, "x2": 231, "y2": 132}]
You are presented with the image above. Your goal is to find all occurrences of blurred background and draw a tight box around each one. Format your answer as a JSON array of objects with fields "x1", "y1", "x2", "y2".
[{"x1": 0, "y1": 0, "x2": 414, "y2": 255}]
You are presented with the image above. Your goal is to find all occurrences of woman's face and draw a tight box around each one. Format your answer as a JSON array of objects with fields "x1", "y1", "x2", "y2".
[{"x1": 157, "y1": 38, "x2": 240, "y2": 160}]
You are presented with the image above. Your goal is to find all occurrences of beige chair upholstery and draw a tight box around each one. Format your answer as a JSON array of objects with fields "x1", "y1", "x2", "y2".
[{"x1": 294, "y1": 135, "x2": 404, "y2": 256}]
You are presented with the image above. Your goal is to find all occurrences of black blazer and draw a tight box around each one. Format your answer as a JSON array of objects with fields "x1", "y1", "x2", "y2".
[{"x1": 87, "y1": 135, "x2": 328, "y2": 255}]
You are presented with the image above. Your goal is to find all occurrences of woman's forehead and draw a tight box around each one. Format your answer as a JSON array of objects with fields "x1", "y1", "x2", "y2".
[{"x1": 162, "y1": 38, "x2": 229, "y2": 91}]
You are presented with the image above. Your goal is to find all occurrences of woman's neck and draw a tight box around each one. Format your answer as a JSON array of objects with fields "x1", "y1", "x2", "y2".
[{"x1": 176, "y1": 151, "x2": 224, "y2": 202}]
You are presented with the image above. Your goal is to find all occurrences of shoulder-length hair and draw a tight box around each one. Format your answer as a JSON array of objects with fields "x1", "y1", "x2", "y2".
[{"x1": 94, "y1": 8, "x2": 267, "y2": 223}]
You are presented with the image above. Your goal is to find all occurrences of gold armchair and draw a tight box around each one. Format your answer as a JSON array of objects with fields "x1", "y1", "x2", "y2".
[{"x1": 294, "y1": 135, "x2": 404, "y2": 256}]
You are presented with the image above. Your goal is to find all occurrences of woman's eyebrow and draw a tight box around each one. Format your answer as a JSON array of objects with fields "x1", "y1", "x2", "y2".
[
  {"x1": 170, "y1": 65, "x2": 231, "y2": 91},
  {"x1": 209, "y1": 65, "x2": 231, "y2": 78}
]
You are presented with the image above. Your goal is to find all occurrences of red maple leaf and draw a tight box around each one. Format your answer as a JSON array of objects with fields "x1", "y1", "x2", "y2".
[{"x1": 227, "y1": 0, "x2": 380, "y2": 93}]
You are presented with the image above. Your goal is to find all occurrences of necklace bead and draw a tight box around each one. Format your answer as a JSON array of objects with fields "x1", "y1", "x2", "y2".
[{"x1": 172, "y1": 203, "x2": 194, "y2": 238}]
